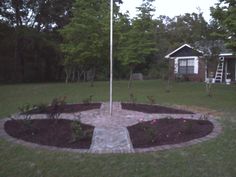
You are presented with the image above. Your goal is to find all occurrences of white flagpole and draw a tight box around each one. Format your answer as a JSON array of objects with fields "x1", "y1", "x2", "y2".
[{"x1": 109, "y1": 0, "x2": 113, "y2": 115}]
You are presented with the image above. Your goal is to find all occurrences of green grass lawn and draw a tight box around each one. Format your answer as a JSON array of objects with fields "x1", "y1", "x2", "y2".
[{"x1": 0, "y1": 80, "x2": 236, "y2": 177}]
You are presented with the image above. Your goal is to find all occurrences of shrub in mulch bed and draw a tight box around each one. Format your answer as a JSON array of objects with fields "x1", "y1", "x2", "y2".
[
  {"x1": 4, "y1": 119, "x2": 94, "y2": 149},
  {"x1": 121, "y1": 103, "x2": 193, "y2": 114},
  {"x1": 127, "y1": 118, "x2": 213, "y2": 148},
  {"x1": 28, "y1": 103, "x2": 101, "y2": 114}
]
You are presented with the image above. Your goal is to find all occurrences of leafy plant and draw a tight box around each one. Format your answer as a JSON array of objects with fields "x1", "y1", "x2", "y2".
[
  {"x1": 18, "y1": 104, "x2": 33, "y2": 129},
  {"x1": 48, "y1": 96, "x2": 67, "y2": 119},
  {"x1": 166, "y1": 116, "x2": 175, "y2": 124},
  {"x1": 71, "y1": 121, "x2": 83, "y2": 141},
  {"x1": 146, "y1": 96, "x2": 156, "y2": 105},
  {"x1": 182, "y1": 120, "x2": 194, "y2": 134},
  {"x1": 198, "y1": 114, "x2": 209, "y2": 125},
  {"x1": 33, "y1": 103, "x2": 47, "y2": 113},
  {"x1": 18, "y1": 104, "x2": 32, "y2": 120},
  {"x1": 129, "y1": 93, "x2": 137, "y2": 104},
  {"x1": 71, "y1": 121, "x2": 92, "y2": 141},
  {"x1": 82, "y1": 95, "x2": 93, "y2": 104},
  {"x1": 140, "y1": 120, "x2": 158, "y2": 143}
]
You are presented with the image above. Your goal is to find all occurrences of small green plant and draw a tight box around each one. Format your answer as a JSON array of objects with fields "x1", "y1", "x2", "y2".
[
  {"x1": 166, "y1": 116, "x2": 175, "y2": 123},
  {"x1": 18, "y1": 104, "x2": 33, "y2": 129},
  {"x1": 48, "y1": 96, "x2": 67, "y2": 119},
  {"x1": 182, "y1": 120, "x2": 194, "y2": 134},
  {"x1": 33, "y1": 103, "x2": 47, "y2": 113},
  {"x1": 198, "y1": 114, "x2": 209, "y2": 125},
  {"x1": 146, "y1": 96, "x2": 156, "y2": 105},
  {"x1": 71, "y1": 121, "x2": 83, "y2": 141},
  {"x1": 140, "y1": 120, "x2": 158, "y2": 143},
  {"x1": 129, "y1": 93, "x2": 137, "y2": 104},
  {"x1": 71, "y1": 121, "x2": 92, "y2": 141},
  {"x1": 18, "y1": 104, "x2": 32, "y2": 120},
  {"x1": 82, "y1": 95, "x2": 93, "y2": 104}
]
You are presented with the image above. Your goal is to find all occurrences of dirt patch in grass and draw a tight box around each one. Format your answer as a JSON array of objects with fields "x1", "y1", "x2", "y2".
[
  {"x1": 4, "y1": 119, "x2": 94, "y2": 149},
  {"x1": 121, "y1": 103, "x2": 193, "y2": 114},
  {"x1": 128, "y1": 118, "x2": 213, "y2": 148},
  {"x1": 29, "y1": 103, "x2": 101, "y2": 114}
]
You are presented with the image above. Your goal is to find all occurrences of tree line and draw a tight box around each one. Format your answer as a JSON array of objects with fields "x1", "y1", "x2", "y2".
[{"x1": 0, "y1": 0, "x2": 235, "y2": 83}]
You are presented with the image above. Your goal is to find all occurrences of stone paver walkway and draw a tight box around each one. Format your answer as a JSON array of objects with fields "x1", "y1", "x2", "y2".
[
  {"x1": 89, "y1": 127, "x2": 134, "y2": 153},
  {"x1": 0, "y1": 102, "x2": 222, "y2": 154}
]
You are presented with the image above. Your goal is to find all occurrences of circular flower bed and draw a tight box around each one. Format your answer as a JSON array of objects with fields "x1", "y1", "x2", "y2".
[
  {"x1": 128, "y1": 118, "x2": 213, "y2": 148},
  {"x1": 4, "y1": 119, "x2": 94, "y2": 149}
]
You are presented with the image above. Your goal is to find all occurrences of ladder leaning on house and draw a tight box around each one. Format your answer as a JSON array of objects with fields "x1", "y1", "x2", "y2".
[{"x1": 214, "y1": 57, "x2": 224, "y2": 83}]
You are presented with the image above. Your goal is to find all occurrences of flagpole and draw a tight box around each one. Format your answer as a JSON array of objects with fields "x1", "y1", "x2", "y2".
[{"x1": 109, "y1": 0, "x2": 113, "y2": 115}]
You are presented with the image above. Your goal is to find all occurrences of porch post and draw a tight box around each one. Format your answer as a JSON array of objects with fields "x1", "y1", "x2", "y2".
[
  {"x1": 225, "y1": 59, "x2": 228, "y2": 82},
  {"x1": 205, "y1": 57, "x2": 208, "y2": 82}
]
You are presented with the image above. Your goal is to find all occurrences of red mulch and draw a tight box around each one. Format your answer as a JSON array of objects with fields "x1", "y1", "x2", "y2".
[
  {"x1": 122, "y1": 103, "x2": 193, "y2": 114},
  {"x1": 4, "y1": 119, "x2": 94, "y2": 149},
  {"x1": 29, "y1": 103, "x2": 101, "y2": 114},
  {"x1": 128, "y1": 118, "x2": 213, "y2": 148}
]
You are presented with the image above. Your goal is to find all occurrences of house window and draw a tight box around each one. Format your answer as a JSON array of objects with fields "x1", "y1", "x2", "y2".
[{"x1": 178, "y1": 59, "x2": 194, "y2": 74}]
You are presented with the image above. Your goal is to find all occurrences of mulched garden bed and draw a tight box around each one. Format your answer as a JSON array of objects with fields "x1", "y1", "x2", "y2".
[
  {"x1": 28, "y1": 103, "x2": 101, "y2": 114},
  {"x1": 128, "y1": 118, "x2": 213, "y2": 148},
  {"x1": 122, "y1": 103, "x2": 193, "y2": 114},
  {"x1": 4, "y1": 119, "x2": 94, "y2": 149}
]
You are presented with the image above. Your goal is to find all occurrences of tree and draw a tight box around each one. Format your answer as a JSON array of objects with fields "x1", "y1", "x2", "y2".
[
  {"x1": 117, "y1": 0, "x2": 158, "y2": 88},
  {"x1": 211, "y1": 0, "x2": 236, "y2": 51},
  {"x1": 60, "y1": 0, "x2": 122, "y2": 85},
  {"x1": 165, "y1": 12, "x2": 208, "y2": 48},
  {"x1": 0, "y1": 0, "x2": 72, "y2": 82},
  {"x1": 0, "y1": 0, "x2": 74, "y2": 31}
]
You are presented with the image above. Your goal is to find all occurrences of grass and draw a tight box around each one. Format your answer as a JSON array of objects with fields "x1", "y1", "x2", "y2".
[{"x1": 0, "y1": 80, "x2": 236, "y2": 177}]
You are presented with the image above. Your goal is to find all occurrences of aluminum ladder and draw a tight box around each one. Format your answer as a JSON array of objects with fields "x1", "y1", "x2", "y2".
[{"x1": 214, "y1": 57, "x2": 224, "y2": 83}]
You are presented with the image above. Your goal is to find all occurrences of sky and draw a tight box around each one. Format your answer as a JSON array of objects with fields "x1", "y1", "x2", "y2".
[{"x1": 120, "y1": 0, "x2": 219, "y2": 22}]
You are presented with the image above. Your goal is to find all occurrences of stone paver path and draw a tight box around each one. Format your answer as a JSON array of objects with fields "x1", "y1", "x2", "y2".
[
  {"x1": 0, "y1": 102, "x2": 222, "y2": 154},
  {"x1": 89, "y1": 127, "x2": 134, "y2": 153}
]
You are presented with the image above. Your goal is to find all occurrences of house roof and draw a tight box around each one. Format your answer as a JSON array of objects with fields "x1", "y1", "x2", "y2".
[{"x1": 165, "y1": 44, "x2": 204, "y2": 59}]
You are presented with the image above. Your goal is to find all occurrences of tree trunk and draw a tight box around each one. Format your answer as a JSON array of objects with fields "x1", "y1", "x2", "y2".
[
  {"x1": 166, "y1": 62, "x2": 171, "y2": 93},
  {"x1": 65, "y1": 67, "x2": 71, "y2": 84},
  {"x1": 90, "y1": 67, "x2": 96, "y2": 87},
  {"x1": 14, "y1": 29, "x2": 20, "y2": 81},
  {"x1": 72, "y1": 68, "x2": 76, "y2": 82},
  {"x1": 128, "y1": 66, "x2": 133, "y2": 89},
  {"x1": 83, "y1": 71, "x2": 86, "y2": 82},
  {"x1": 77, "y1": 71, "x2": 81, "y2": 82}
]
